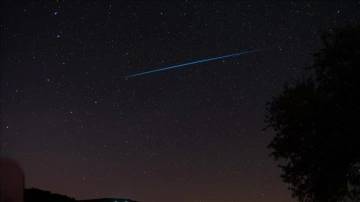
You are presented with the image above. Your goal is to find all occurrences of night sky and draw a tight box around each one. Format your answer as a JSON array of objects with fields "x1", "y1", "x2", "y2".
[{"x1": 1, "y1": 1, "x2": 360, "y2": 202}]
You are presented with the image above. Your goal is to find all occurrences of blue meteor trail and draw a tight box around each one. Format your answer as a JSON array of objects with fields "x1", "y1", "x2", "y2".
[{"x1": 125, "y1": 49, "x2": 267, "y2": 78}]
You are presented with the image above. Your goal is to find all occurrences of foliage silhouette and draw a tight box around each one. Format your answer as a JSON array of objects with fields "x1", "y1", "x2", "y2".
[{"x1": 265, "y1": 25, "x2": 360, "y2": 202}]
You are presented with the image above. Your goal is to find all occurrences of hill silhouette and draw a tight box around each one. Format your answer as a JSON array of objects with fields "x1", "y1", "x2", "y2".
[
  {"x1": 24, "y1": 188, "x2": 138, "y2": 202},
  {"x1": 80, "y1": 198, "x2": 138, "y2": 202}
]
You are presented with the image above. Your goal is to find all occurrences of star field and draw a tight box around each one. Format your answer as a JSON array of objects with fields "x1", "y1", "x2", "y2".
[{"x1": 1, "y1": 1, "x2": 360, "y2": 202}]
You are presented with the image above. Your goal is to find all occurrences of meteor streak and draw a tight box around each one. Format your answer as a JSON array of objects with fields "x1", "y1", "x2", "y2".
[{"x1": 125, "y1": 49, "x2": 267, "y2": 78}]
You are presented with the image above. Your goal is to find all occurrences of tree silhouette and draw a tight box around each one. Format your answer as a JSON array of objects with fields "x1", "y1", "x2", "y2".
[{"x1": 265, "y1": 25, "x2": 360, "y2": 202}]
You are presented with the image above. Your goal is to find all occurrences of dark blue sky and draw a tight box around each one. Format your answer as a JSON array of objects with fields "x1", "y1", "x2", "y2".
[{"x1": 1, "y1": 1, "x2": 359, "y2": 202}]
